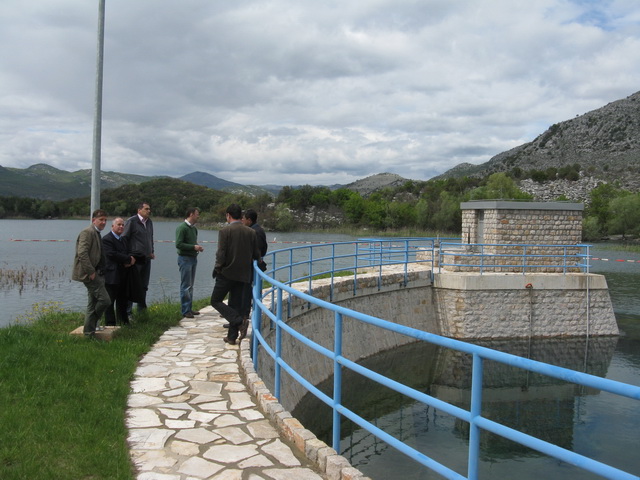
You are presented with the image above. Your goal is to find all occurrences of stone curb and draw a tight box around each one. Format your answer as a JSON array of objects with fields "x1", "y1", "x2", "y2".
[{"x1": 239, "y1": 330, "x2": 371, "y2": 480}]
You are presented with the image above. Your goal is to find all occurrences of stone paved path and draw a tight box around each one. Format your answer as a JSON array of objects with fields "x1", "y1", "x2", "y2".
[{"x1": 126, "y1": 306, "x2": 339, "y2": 480}]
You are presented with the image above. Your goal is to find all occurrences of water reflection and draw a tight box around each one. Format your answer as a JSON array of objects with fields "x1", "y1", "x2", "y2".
[{"x1": 294, "y1": 336, "x2": 639, "y2": 479}]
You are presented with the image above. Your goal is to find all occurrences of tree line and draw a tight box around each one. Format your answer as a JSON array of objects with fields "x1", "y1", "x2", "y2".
[{"x1": 0, "y1": 172, "x2": 638, "y2": 240}]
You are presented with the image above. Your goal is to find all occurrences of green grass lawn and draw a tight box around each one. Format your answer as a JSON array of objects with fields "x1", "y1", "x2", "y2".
[{"x1": 0, "y1": 299, "x2": 207, "y2": 480}]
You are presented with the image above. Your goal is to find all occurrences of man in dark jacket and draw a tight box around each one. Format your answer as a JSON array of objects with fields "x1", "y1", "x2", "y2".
[
  {"x1": 123, "y1": 202, "x2": 154, "y2": 311},
  {"x1": 72, "y1": 209, "x2": 111, "y2": 337},
  {"x1": 102, "y1": 217, "x2": 135, "y2": 325},
  {"x1": 240, "y1": 209, "x2": 268, "y2": 320},
  {"x1": 211, "y1": 204, "x2": 261, "y2": 345}
]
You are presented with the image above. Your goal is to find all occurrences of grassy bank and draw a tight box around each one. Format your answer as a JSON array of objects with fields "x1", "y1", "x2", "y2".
[{"x1": 0, "y1": 299, "x2": 207, "y2": 480}]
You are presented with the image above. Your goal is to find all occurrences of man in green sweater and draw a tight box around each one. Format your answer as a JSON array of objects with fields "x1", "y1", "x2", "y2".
[{"x1": 176, "y1": 207, "x2": 204, "y2": 318}]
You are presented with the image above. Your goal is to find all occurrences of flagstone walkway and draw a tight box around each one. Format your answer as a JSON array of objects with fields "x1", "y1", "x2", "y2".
[{"x1": 126, "y1": 306, "x2": 365, "y2": 480}]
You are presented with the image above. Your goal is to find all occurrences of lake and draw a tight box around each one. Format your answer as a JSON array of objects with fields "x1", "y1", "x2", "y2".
[{"x1": 0, "y1": 219, "x2": 357, "y2": 327}]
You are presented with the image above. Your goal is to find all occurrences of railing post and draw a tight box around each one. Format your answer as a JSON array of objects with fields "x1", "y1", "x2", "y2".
[
  {"x1": 307, "y1": 246, "x2": 314, "y2": 304},
  {"x1": 287, "y1": 249, "x2": 293, "y2": 319},
  {"x1": 403, "y1": 239, "x2": 409, "y2": 286},
  {"x1": 251, "y1": 267, "x2": 261, "y2": 368},
  {"x1": 468, "y1": 353, "x2": 483, "y2": 480},
  {"x1": 330, "y1": 243, "x2": 336, "y2": 302},
  {"x1": 333, "y1": 312, "x2": 344, "y2": 452},
  {"x1": 275, "y1": 287, "x2": 283, "y2": 400},
  {"x1": 354, "y1": 241, "x2": 359, "y2": 296}
]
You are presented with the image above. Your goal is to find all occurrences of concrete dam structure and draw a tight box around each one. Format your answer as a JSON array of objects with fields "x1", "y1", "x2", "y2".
[{"x1": 256, "y1": 265, "x2": 618, "y2": 412}]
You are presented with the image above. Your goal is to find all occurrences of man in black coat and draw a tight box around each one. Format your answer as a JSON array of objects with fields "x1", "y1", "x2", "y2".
[
  {"x1": 102, "y1": 217, "x2": 135, "y2": 325},
  {"x1": 123, "y1": 202, "x2": 154, "y2": 311},
  {"x1": 240, "y1": 209, "x2": 268, "y2": 320}
]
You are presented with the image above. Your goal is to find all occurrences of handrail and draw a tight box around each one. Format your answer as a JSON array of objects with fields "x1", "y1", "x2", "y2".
[
  {"x1": 250, "y1": 240, "x2": 639, "y2": 480},
  {"x1": 439, "y1": 242, "x2": 593, "y2": 274}
]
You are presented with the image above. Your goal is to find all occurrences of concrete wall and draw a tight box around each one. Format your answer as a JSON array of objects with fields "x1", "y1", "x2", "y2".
[{"x1": 256, "y1": 268, "x2": 618, "y2": 412}]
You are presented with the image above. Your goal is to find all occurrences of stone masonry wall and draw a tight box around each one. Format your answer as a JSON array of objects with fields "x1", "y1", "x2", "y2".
[
  {"x1": 456, "y1": 207, "x2": 584, "y2": 273},
  {"x1": 434, "y1": 288, "x2": 616, "y2": 339}
]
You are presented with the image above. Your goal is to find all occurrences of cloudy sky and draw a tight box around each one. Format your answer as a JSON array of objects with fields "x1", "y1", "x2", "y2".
[{"x1": 1, "y1": 1, "x2": 639, "y2": 186}]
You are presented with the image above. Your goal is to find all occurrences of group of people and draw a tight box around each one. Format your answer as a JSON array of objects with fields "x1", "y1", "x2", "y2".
[
  {"x1": 72, "y1": 202, "x2": 155, "y2": 337},
  {"x1": 73, "y1": 202, "x2": 267, "y2": 346}
]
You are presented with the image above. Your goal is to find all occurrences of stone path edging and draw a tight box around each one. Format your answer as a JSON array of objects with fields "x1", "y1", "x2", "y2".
[{"x1": 127, "y1": 306, "x2": 370, "y2": 480}]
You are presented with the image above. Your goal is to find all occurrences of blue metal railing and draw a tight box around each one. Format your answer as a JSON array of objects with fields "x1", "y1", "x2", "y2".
[
  {"x1": 250, "y1": 240, "x2": 640, "y2": 480},
  {"x1": 439, "y1": 242, "x2": 593, "y2": 274}
]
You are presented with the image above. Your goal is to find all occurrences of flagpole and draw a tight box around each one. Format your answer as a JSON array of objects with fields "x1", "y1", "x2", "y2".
[{"x1": 91, "y1": 0, "x2": 105, "y2": 216}]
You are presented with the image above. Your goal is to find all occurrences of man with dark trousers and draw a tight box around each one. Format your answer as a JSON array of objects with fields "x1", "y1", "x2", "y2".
[
  {"x1": 211, "y1": 204, "x2": 261, "y2": 345},
  {"x1": 123, "y1": 202, "x2": 155, "y2": 312},
  {"x1": 102, "y1": 217, "x2": 135, "y2": 326},
  {"x1": 72, "y1": 209, "x2": 111, "y2": 337},
  {"x1": 240, "y1": 208, "x2": 268, "y2": 320}
]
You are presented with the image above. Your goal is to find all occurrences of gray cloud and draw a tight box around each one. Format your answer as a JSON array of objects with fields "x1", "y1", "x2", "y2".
[{"x1": 1, "y1": 0, "x2": 640, "y2": 186}]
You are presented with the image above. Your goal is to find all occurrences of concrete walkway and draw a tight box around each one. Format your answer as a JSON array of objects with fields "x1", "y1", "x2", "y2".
[{"x1": 126, "y1": 306, "x2": 365, "y2": 480}]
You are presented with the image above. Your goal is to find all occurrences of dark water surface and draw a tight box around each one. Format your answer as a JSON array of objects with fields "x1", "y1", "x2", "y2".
[{"x1": 294, "y1": 244, "x2": 640, "y2": 480}]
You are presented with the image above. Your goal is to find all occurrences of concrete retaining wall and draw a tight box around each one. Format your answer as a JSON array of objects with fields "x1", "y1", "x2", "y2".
[{"x1": 257, "y1": 268, "x2": 618, "y2": 413}]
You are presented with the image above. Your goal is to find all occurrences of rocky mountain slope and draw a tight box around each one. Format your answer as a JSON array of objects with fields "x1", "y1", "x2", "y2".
[
  {"x1": 345, "y1": 172, "x2": 409, "y2": 196},
  {"x1": 439, "y1": 90, "x2": 640, "y2": 195}
]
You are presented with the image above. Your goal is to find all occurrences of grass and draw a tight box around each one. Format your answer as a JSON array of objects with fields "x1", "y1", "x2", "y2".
[{"x1": 0, "y1": 298, "x2": 208, "y2": 480}]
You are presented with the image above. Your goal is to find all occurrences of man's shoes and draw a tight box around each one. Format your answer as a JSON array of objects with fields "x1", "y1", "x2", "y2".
[
  {"x1": 239, "y1": 317, "x2": 250, "y2": 341},
  {"x1": 189, "y1": 310, "x2": 201, "y2": 316},
  {"x1": 184, "y1": 312, "x2": 194, "y2": 318},
  {"x1": 223, "y1": 337, "x2": 236, "y2": 346}
]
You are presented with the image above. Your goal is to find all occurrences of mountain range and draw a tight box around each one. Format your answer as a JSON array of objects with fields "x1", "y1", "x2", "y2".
[
  {"x1": 436, "y1": 90, "x2": 640, "y2": 193},
  {"x1": 1, "y1": 90, "x2": 639, "y2": 201}
]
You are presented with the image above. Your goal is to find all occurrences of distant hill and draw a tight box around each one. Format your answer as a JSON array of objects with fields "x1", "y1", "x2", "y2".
[
  {"x1": 0, "y1": 163, "x2": 160, "y2": 201},
  {"x1": 345, "y1": 172, "x2": 410, "y2": 196},
  {"x1": 179, "y1": 171, "x2": 272, "y2": 197},
  {"x1": 437, "y1": 90, "x2": 640, "y2": 194}
]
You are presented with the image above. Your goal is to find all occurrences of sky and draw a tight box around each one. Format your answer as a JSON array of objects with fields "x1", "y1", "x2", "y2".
[{"x1": 1, "y1": 1, "x2": 639, "y2": 187}]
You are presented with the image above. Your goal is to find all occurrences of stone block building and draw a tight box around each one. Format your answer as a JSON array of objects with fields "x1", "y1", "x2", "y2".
[{"x1": 443, "y1": 201, "x2": 585, "y2": 273}]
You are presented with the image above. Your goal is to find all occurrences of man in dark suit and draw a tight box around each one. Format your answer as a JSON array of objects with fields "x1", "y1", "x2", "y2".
[
  {"x1": 72, "y1": 209, "x2": 111, "y2": 337},
  {"x1": 211, "y1": 204, "x2": 261, "y2": 345},
  {"x1": 240, "y1": 209, "x2": 268, "y2": 320},
  {"x1": 102, "y1": 217, "x2": 135, "y2": 326},
  {"x1": 123, "y1": 202, "x2": 155, "y2": 312}
]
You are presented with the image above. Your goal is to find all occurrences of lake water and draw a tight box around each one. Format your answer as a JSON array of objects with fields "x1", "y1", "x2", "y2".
[
  {"x1": 1, "y1": 220, "x2": 639, "y2": 478},
  {"x1": 0, "y1": 219, "x2": 357, "y2": 326}
]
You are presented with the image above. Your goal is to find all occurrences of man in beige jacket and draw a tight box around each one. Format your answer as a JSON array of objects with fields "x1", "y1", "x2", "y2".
[{"x1": 72, "y1": 209, "x2": 111, "y2": 337}]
